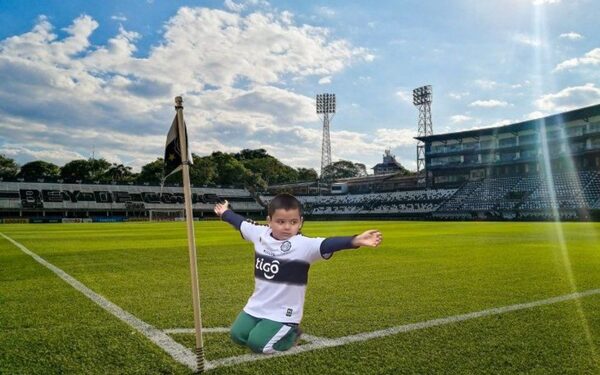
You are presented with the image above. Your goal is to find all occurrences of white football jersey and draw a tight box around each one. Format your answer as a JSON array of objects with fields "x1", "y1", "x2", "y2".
[{"x1": 239, "y1": 220, "x2": 329, "y2": 323}]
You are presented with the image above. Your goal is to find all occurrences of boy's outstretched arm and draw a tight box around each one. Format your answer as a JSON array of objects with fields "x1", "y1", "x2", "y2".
[
  {"x1": 320, "y1": 229, "x2": 382, "y2": 258},
  {"x1": 351, "y1": 229, "x2": 383, "y2": 247},
  {"x1": 214, "y1": 200, "x2": 245, "y2": 230}
]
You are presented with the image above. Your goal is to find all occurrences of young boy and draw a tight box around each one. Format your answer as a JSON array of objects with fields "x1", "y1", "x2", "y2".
[{"x1": 213, "y1": 193, "x2": 382, "y2": 354}]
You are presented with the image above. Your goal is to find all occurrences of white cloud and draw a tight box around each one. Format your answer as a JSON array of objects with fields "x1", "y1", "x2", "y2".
[
  {"x1": 0, "y1": 145, "x2": 87, "y2": 166},
  {"x1": 315, "y1": 6, "x2": 336, "y2": 18},
  {"x1": 533, "y1": 0, "x2": 560, "y2": 5},
  {"x1": 449, "y1": 91, "x2": 469, "y2": 99},
  {"x1": 111, "y1": 14, "x2": 127, "y2": 22},
  {"x1": 559, "y1": 32, "x2": 582, "y2": 41},
  {"x1": 525, "y1": 111, "x2": 546, "y2": 120},
  {"x1": 488, "y1": 119, "x2": 512, "y2": 127},
  {"x1": 469, "y1": 100, "x2": 509, "y2": 108},
  {"x1": 450, "y1": 115, "x2": 472, "y2": 124},
  {"x1": 534, "y1": 83, "x2": 600, "y2": 113},
  {"x1": 395, "y1": 90, "x2": 412, "y2": 103},
  {"x1": 554, "y1": 48, "x2": 600, "y2": 72},
  {"x1": 223, "y1": 0, "x2": 269, "y2": 12},
  {"x1": 364, "y1": 54, "x2": 375, "y2": 62},
  {"x1": 318, "y1": 76, "x2": 332, "y2": 85},
  {"x1": 462, "y1": 119, "x2": 512, "y2": 131},
  {"x1": 373, "y1": 128, "x2": 416, "y2": 147},
  {"x1": 0, "y1": 8, "x2": 372, "y2": 171},
  {"x1": 474, "y1": 79, "x2": 497, "y2": 89},
  {"x1": 280, "y1": 10, "x2": 294, "y2": 25},
  {"x1": 513, "y1": 33, "x2": 542, "y2": 47},
  {"x1": 224, "y1": 0, "x2": 245, "y2": 12}
]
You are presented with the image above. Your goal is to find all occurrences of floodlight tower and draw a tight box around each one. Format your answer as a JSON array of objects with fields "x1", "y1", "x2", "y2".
[
  {"x1": 316, "y1": 93, "x2": 336, "y2": 177},
  {"x1": 413, "y1": 85, "x2": 433, "y2": 175}
]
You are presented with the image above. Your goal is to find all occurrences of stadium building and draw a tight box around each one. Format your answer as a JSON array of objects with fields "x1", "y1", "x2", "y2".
[
  {"x1": 1, "y1": 104, "x2": 599, "y2": 223},
  {"x1": 261, "y1": 103, "x2": 600, "y2": 221},
  {"x1": 415, "y1": 104, "x2": 600, "y2": 187},
  {"x1": 0, "y1": 182, "x2": 263, "y2": 223},
  {"x1": 372, "y1": 149, "x2": 406, "y2": 175}
]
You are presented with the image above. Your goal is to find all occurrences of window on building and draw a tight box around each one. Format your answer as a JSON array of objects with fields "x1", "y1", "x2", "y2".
[
  {"x1": 566, "y1": 126, "x2": 584, "y2": 137},
  {"x1": 519, "y1": 134, "x2": 537, "y2": 144},
  {"x1": 499, "y1": 137, "x2": 516, "y2": 147},
  {"x1": 480, "y1": 140, "x2": 494, "y2": 150}
]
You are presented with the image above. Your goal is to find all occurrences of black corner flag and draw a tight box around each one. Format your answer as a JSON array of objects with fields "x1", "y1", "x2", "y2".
[{"x1": 163, "y1": 115, "x2": 192, "y2": 179}]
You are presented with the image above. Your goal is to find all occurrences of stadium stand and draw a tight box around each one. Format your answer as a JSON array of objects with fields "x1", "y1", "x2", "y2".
[
  {"x1": 0, "y1": 181, "x2": 263, "y2": 222},
  {"x1": 431, "y1": 170, "x2": 600, "y2": 220},
  {"x1": 2, "y1": 171, "x2": 599, "y2": 222},
  {"x1": 261, "y1": 189, "x2": 457, "y2": 216}
]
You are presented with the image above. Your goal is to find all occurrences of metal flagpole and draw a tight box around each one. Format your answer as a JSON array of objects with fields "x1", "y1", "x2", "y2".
[{"x1": 174, "y1": 96, "x2": 205, "y2": 373}]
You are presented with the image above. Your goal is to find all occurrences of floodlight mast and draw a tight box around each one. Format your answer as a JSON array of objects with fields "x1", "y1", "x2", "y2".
[
  {"x1": 316, "y1": 93, "x2": 336, "y2": 177},
  {"x1": 413, "y1": 85, "x2": 433, "y2": 179}
]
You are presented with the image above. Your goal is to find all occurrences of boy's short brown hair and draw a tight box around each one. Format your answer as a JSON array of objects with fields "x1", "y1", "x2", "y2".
[{"x1": 268, "y1": 193, "x2": 303, "y2": 216}]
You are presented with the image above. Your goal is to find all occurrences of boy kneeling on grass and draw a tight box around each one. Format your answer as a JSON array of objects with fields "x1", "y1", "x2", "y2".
[{"x1": 213, "y1": 193, "x2": 382, "y2": 354}]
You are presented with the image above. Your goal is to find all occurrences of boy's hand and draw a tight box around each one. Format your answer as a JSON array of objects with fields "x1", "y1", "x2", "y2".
[
  {"x1": 352, "y1": 230, "x2": 382, "y2": 248},
  {"x1": 213, "y1": 200, "x2": 230, "y2": 217}
]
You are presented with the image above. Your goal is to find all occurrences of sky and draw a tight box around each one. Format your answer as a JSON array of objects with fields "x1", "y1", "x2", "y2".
[{"x1": 0, "y1": 0, "x2": 598, "y2": 173}]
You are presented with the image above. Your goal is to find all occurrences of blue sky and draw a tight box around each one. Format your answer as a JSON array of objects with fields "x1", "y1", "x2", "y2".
[{"x1": 0, "y1": 0, "x2": 598, "y2": 173}]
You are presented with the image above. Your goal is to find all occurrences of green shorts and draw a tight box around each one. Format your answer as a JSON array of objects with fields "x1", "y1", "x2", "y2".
[{"x1": 230, "y1": 311, "x2": 301, "y2": 354}]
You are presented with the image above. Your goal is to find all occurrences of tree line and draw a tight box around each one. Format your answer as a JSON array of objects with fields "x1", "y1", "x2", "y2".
[{"x1": 0, "y1": 149, "x2": 405, "y2": 189}]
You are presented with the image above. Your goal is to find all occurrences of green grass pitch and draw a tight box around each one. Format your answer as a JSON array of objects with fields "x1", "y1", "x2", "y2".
[{"x1": 1, "y1": 220, "x2": 599, "y2": 374}]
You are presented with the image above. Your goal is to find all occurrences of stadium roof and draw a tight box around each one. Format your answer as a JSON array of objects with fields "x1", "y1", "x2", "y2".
[{"x1": 414, "y1": 103, "x2": 600, "y2": 143}]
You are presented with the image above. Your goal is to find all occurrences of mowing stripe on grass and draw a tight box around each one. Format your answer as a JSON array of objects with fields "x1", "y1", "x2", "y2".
[
  {"x1": 0, "y1": 232, "x2": 197, "y2": 371},
  {"x1": 205, "y1": 288, "x2": 600, "y2": 371}
]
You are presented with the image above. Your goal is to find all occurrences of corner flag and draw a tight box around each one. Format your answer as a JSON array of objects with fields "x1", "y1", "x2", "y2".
[
  {"x1": 163, "y1": 115, "x2": 193, "y2": 179},
  {"x1": 165, "y1": 97, "x2": 206, "y2": 373}
]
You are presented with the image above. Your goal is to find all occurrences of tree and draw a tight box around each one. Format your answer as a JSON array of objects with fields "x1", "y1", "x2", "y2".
[
  {"x1": 104, "y1": 163, "x2": 134, "y2": 183},
  {"x1": 234, "y1": 148, "x2": 300, "y2": 185},
  {"x1": 60, "y1": 159, "x2": 92, "y2": 182},
  {"x1": 235, "y1": 148, "x2": 269, "y2": 160},
  {"x1": 297, "y1": 167, "x2": 318, "y2": 181},
  {"x1": 242, "y1": 157, "x2": 299, "y2": 185},
  {"x1": 354, "y1": 163, "x2": 368, "y2": 177},
  {"x1": 210, "y1": 151, "x2": 249, "y2": 186},
  {"x1": 321, "y1": 160, "x2": 367, "y2": 182},
  {"x1": 0, "y1": 154, "x2": 19, "y2": 179},
  {"x1": 395, "y1": 163, "x2": 414, "y2": 176},
  {"x1": 61, "y1": 158, "x2": 128, "y2": 183},
  {"x1": 190, "y1": 154, "x2": 217, "y2": 186},
  {"x1": 241, "y1": 169, "x2": 268, "y2": 192},
  {"x1": 18, "y1": 160, "x2": 60, "y2": 180},
  {"x1": 88, "y1": 158, "x2": 112, "y2": 182},
  {"x1": 137, "y1": 158, "x2": 171, "y2": 185}
]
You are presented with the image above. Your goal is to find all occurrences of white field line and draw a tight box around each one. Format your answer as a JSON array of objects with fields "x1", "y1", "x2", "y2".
[
  {"x1": 299, "y1": 334, "x2": 330, "y2": 344},
  {"x1": 0, "y1": 232, "x2": 197, "y2": 371},
  {"x1": 204, "y1": 288, "x2": 600, "y2": 371}
]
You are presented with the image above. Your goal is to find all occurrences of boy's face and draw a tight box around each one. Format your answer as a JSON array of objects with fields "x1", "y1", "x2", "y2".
[{"x1": 267, "y1": 208, "x2": 303, "y2": 240}]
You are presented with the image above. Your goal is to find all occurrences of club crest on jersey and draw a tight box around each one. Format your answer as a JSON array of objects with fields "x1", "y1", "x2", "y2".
[
  {"x1": 255, "y1": 257, "x2": 280, "y2": 279},
  {"x1": 281, "y1": 241, "x2": 292, "y2": 252}
]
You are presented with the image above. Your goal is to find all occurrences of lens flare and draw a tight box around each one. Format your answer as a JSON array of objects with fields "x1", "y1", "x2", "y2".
[{"x1": 531, "y1": 4, "x2": 598, "y2": 365}]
